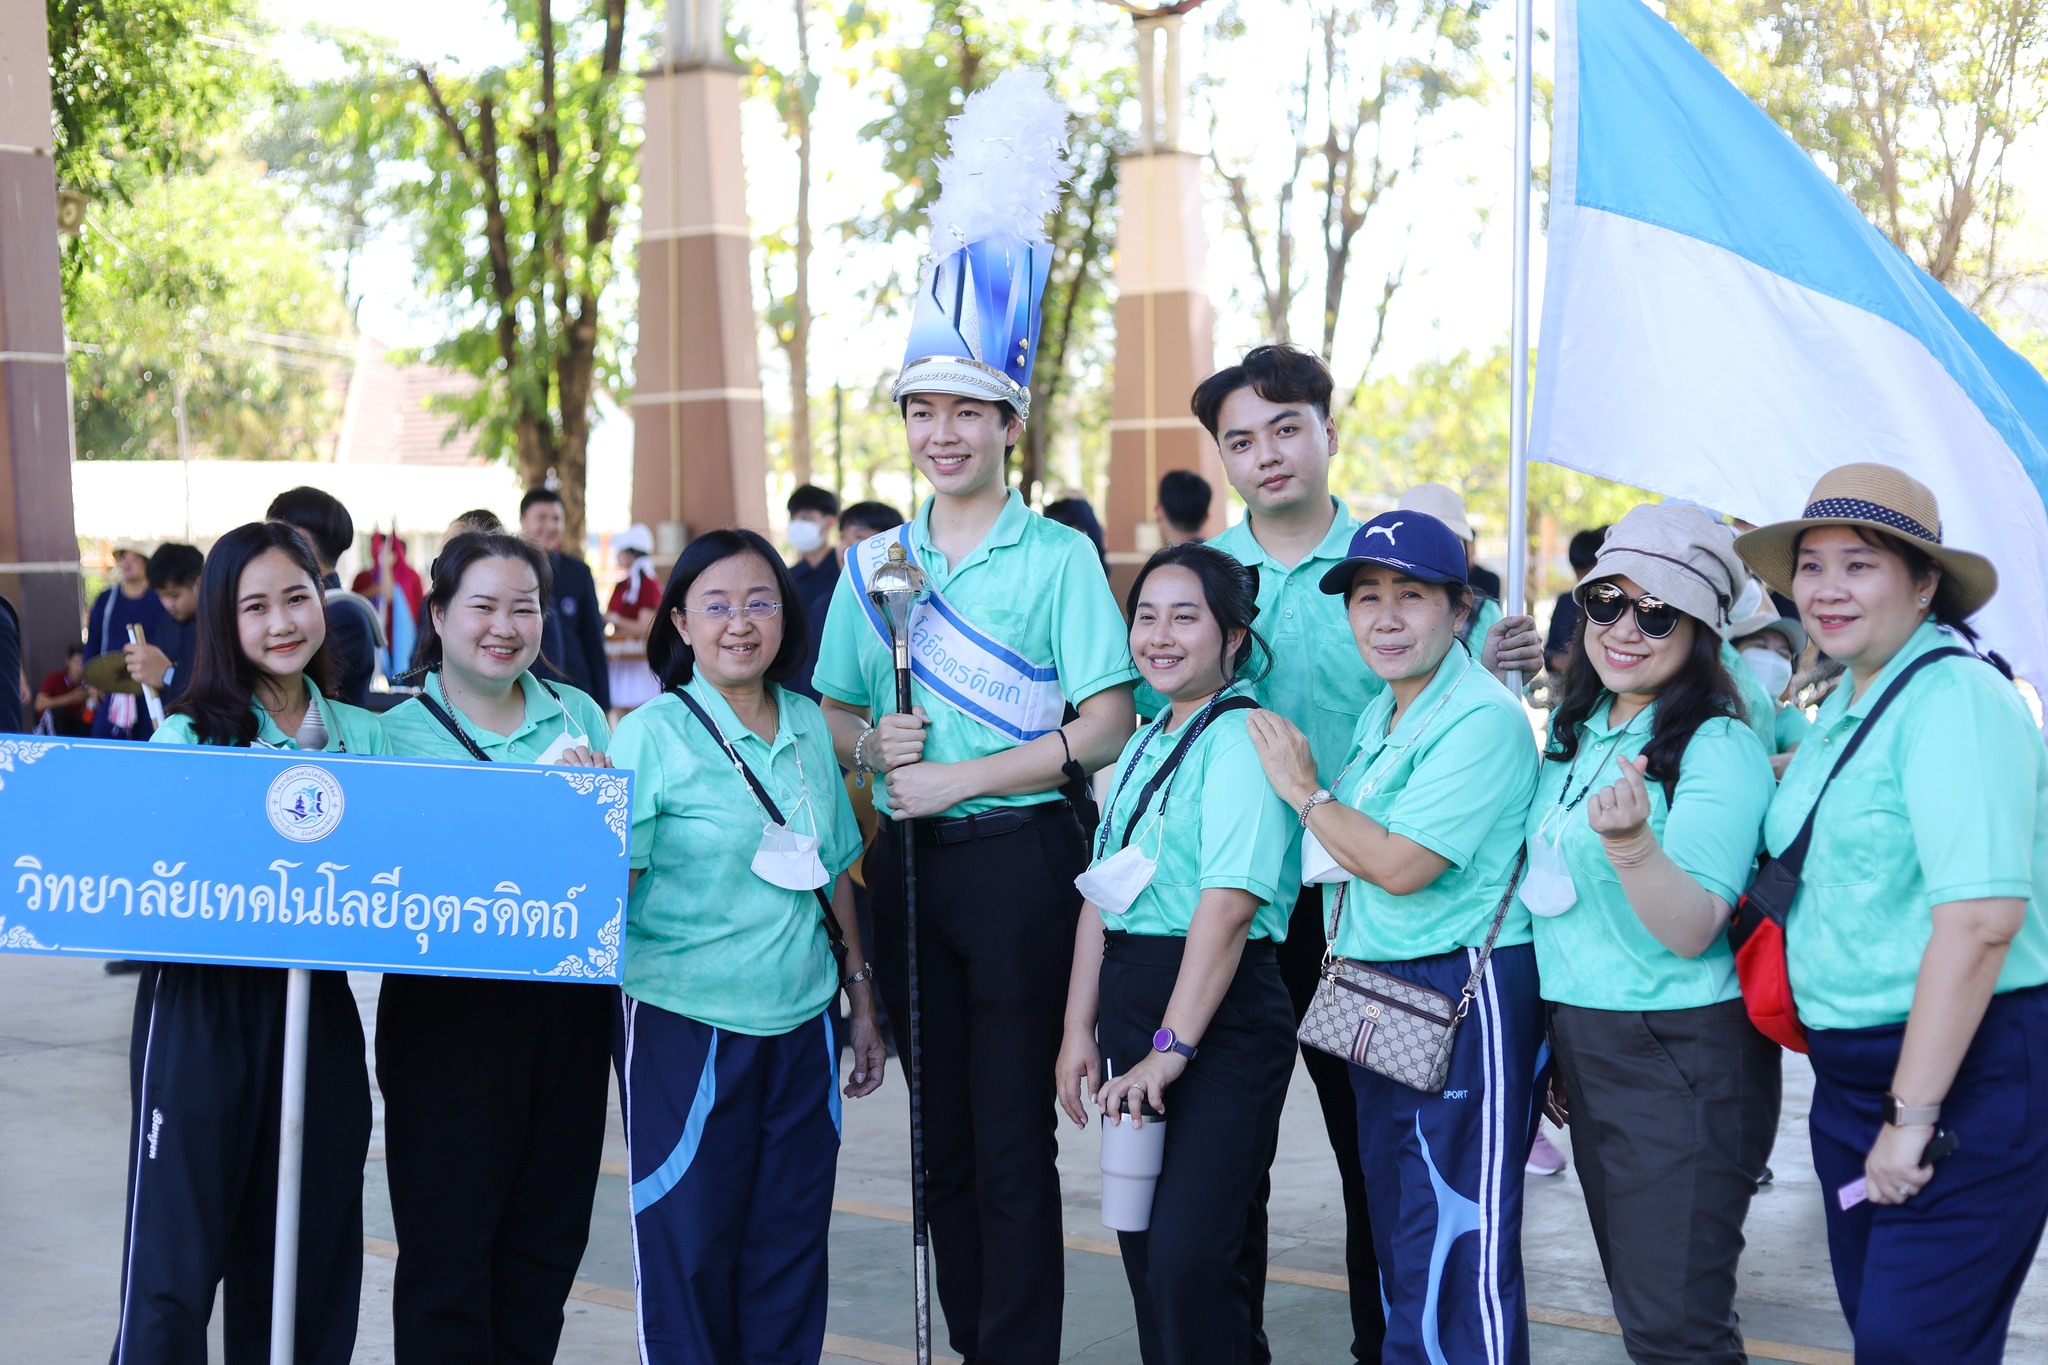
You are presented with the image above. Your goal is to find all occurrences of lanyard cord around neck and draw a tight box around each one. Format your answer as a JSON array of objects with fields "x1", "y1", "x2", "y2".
[
  {"x1": 1338, "y1": 647, "x2": 1473, "y2": 804},
  {"x1": 1096, "y1": 687, "x2": 1254, "y2": 858},
  {"x1": 673, "y1": 683, "x2": 816, "y2": 839},
  {"x1": 1548, "y1": 698, "x2": 1648, "y2": 816}
]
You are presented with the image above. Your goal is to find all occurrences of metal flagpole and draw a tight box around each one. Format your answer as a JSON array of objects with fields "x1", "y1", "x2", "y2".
[
  {"x1": 867, "y1": 542, "x2": 933, "y2": 1365},
  {"x1": 269, "y1": 967, "x2": 312, "y2": 1365},
  {"x1": 1505, "y1": 0, "x2": 1536, "y2": 663}
]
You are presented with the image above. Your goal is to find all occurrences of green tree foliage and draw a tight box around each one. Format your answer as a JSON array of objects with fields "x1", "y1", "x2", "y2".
[
  {"x1": 66, "y1": 157, "x2": 352, "y2": 461},
  {"x1": 850, "y1": 0, "x2": 1131, "y2": 502},
  {"x1": 1665, "y1": 0, "x2": 2048, "y2": 306}
]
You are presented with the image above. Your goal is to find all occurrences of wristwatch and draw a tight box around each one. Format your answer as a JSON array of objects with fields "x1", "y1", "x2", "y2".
[
  {"x1": 1882, "y1": 1092, "x2": 1941, "y2": 1126},
  {"x1": 1153, "y1": 1027, "x2": 1197, "y2": 1061},
  {"x1": 1299, "y1": 789, "x2": 1335, "y2": 826}
]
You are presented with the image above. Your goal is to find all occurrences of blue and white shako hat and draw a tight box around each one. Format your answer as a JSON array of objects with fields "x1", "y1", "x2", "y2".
[
  {"x1": 891, "y1": 70, "x2": 1071, "y2": 423},
  {"x1": 1319, "y1": 511, "x2": 1471, "y2": 594}
]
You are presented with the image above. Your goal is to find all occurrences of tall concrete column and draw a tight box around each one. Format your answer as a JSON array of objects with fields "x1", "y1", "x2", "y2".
[
  {"x1": 631, "y1": 0, "x2": 768, "y2": 555},
  {"x1": 1105, "y1": 11, "x2": 1223, "y2": 554},
  {"x1": 0, "y1": 0, "x2": 80, "y2": 685}
]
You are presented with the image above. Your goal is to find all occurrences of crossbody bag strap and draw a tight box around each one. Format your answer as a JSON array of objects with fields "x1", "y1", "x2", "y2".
[
  {"x1": 669, "y1": 685, "x2": 851, "y2": 973},
  {"x1": 1115, "y1": 695, "x2": 1259, "y2": 850},
  {"x1": 1774, "y1": 647, "x2": 1966, "y2": 878},
  {"x1": 1455, "y1": 848, "x2": 1530, "y2": 1012},
  {"x1": 417, "y1": 690, "x2": 494, "y2": 764}
]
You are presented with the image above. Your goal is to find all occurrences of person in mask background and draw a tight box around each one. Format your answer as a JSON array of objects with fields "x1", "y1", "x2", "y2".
[
  {"x1": 785, "y1": 484, "x2": 842, "y2": 700},
  {"x1": 1728, "y1": 600, "x2": 1814, "y2": 774}
]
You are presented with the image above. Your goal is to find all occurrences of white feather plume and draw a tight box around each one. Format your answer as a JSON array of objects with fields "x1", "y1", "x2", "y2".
[{"x1": 924, "y1": 69, "x2": 1071, "y2": 258}]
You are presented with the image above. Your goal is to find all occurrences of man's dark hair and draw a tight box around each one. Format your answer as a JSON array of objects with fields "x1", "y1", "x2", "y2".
[
  {"x1": 146, "y1": 543, "x2": 205, "y2": 590},
  {"x1": 1190, "y1": 344, "x2": 1335, "y2": 440},
  {"x1": 67, "y1": 641, "x2": 84, "y2": 659},
  {"x1": 788, "y1": 484, "x2": 841, "y2": 518},
  {"x1": 646, "y1": 529, "x2": 809, "y2": 688},
  {"x1": 1567, "y1": 526, "x2": 1608, "y2": 575},
  {"x1": 520, "y1": 487, "x2": 564, "y2": 517},
  {"x1": 1157, "y1": 469, "x2": 1213, "y2": 533},
  {"x1": 839, "y1": 500, "x2": 905, "y2": 539},
  {"x1": 265, "y1": 487, "x2": 355, "y2": 569}
]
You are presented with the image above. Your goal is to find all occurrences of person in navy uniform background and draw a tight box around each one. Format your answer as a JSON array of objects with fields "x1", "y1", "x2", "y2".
[{"x1": 520, "y1": 487, "x2": 611, "y2": 710}]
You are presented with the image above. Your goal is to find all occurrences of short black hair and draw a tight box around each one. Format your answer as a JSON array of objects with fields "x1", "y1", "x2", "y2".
[
  {"x1": 453, "y1": 508, "x2": 505, "y2": 535},
  {"x1": 646, "y1": 529, "x2": 809, "y2": 688},
  {"x1": 66, "y1": 641, "x2": 83, "y2": 659},
  {"x1": 839, "y1": 500, "x2": 905, "y2": 539},
  {"x1": 146, "y1": 543, "x2": 204, "y2": 590},
  {"x1": 787, "y1": 484, "x2": 841, "y2": 518},
  {"x1": 1157, "y1": 469, "x2": 1213, "y2": 533},
  {"x1": 1190, "y1": 344, "x2": 1335, "y2": 440},
  {"x1": 520, "y1": 487, "x2": 564, "y2": 517},
  {"x1": 1568, "y1": 526, "x2": 1608, "y2": 575},
  {"x1": 265, "y1": 486, "x2": 354, "y2": 568}
]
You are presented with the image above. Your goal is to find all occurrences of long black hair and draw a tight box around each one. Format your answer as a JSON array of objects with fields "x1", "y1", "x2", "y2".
[
  {"x1": 1546, "y1": 600, "x2": 1740, "y2": 800},
  {"x1": 1125, "y1": 541, "x2": 1272, "y2": 685},
  {"x1": 171, "y1": 522, "x2": 336, "y2": 746},
  {"x1": 411, "y1": 531, "x2": 554, "y2": 674},
  {"x1": 646, "y1": 529, "x2": 808, "y2": 688}
]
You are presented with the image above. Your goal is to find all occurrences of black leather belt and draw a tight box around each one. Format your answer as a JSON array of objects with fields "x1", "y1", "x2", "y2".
[{"x1": 891, "y1": 801, "x2": 1072, "y2": 846}]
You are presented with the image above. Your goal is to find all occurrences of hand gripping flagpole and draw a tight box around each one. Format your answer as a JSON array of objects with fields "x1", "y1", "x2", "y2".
[
  {"x1": 1505, "y1": 0, "x2": 1535, "y2": 688},
  {"x1": 868, "y1": 541, "x2": 933, "y2": 1365}
]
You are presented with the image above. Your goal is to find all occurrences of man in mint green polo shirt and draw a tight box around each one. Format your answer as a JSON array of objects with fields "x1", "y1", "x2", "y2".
[
  {"x1": 1187, "y1": 344, "x2": 1543, "y2": 1364},
  {"x1": 811, "y1": 212, "x2": 1137, "y2": 1361}
]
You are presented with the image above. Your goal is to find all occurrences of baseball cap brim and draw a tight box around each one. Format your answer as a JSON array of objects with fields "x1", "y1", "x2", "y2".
[{"x1": 1318, "y1": 553, "x2": 1466, "y2": 595}]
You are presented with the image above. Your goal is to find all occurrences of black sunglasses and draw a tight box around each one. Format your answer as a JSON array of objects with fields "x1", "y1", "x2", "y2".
[{"x1": 1580, "y1": 582, "x2": 1681, "y2": 639}]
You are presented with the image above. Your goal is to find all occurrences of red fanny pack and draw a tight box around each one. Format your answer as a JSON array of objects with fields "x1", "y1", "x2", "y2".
[{"x1": 1727, "y1": 647, "x2": 1964, "y2": 1053}]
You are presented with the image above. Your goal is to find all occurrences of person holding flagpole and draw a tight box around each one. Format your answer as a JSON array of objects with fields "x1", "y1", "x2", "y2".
[{"x1": 813, "y1": 71, "x2": 1138, "y2": 1365}]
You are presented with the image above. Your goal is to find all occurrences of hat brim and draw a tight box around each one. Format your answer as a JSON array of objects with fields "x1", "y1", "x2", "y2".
[
  {"x1": 892, "y1": 358, "x2": 1031, "y2": 419},
  {"x1": 1734, "y1": 518, "x2": 1998, "y2": 619},
  {"x1": 1318, "y1": 554, "x2": 1465, "y2": 595}
]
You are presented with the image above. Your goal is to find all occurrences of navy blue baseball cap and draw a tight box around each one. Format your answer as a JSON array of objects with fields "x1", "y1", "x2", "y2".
[{"x1": 1318, "y1": 510, "x2": 1470, "y2": 594}]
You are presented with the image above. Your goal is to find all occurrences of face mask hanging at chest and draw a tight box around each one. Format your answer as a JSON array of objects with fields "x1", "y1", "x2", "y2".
[
  {"x1": 534, "y1": 694, "x2": 588, "y2": 766},
  {"x1": 753, "y1": 821, "x2": 830, "y2": 891},
  {"x1": 1520, "y1": 804, "x2": 1578, "y2": 918}
]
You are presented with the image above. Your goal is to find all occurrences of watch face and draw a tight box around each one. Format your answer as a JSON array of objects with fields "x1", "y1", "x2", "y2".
[{"x1": 1153, "y1": 1027, "x2": 1174, "y2": 1052}]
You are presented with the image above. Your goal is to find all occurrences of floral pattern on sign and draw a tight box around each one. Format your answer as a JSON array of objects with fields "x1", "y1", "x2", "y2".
[
  {"x1": 548, "y1": 770, "x2": 630, "y2": 854},
  {"x1": 542, "y1": 904, "x2": 621, "y2": 979},
  {"x1": 0, "y1": 740, "x2": 62, "y2": 792},
  {"x1": 0, "y1": 917, "x2": 55, "y2": 951}
]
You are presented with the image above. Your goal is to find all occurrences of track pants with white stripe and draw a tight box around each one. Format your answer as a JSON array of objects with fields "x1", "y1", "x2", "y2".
[
  {"x1": 1348, "y1": 943, "x2": 1544, "y2": 1365},
  {"x1": 110, "y1": 964, "x2": 371, "y2": 1365},
  {"x1": 616, "y1": 998, "x2": 842, "y2": 1365}
]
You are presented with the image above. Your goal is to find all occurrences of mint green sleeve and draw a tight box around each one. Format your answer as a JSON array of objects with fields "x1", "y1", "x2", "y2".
[
  {"x1": 812, "y1": 564, "x2": 877, "y2": 711},
  {"x1": 609, "y1": 712, "x2": 666, "y2": 870},
  {"x1": 151, "y1": 715, "x2": 198, "y2": 746},
  {"x1": 1660, "y1": 718, "x2": 1772, "y2": 905},
  {"x1": 1047, "y1": 538, "x2": 1139, "y2": 705},
  {"x1": 1382, "y1": 701, "x2": 1535, "y2": 869},
  {"x1": 1774, "y1": 704, "x2": 1813, "y2": 753},
  {"x1": 1197, "y1": 723, "x2": 1291, "y2": 904},
  {"x1": 1904, "y1": 672, "x2": 2038, "y2": 904},
  {"x1": 332, "y1": 702, "x2": 388, "y2": 755},
  {"x1": 808, "y1": 711, "x2": 863, "y2": 877}
]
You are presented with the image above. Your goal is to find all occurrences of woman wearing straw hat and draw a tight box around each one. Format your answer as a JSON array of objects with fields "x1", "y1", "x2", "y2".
[
  {"x1": 1736, "y1": 463, "x2": 2048, "y2": 1364},
  {"x1": 1527, "y1": 502, "x2": 1779, "y2": 1365}
]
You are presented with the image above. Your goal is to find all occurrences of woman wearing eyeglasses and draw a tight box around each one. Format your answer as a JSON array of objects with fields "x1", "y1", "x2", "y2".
[
  {"x1": 1525, "y1": 504, "x2": 1778, "y2": 1365},
  {"x1": 607, "y1": 529, "x2": 887, "y2": 1363}
]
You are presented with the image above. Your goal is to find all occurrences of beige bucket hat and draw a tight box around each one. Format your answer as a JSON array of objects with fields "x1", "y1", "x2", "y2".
[
  {"x1": 1577, "y1": 502, "x2": 1746, "y2": 628},
  {"x1": 1733, "y1": 463, "x2": 1997, "y2": 618}
]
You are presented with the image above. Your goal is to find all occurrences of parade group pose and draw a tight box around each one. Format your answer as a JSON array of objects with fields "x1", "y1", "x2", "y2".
[{"x1": 98, "y1": 75, "x2": 2048, "y2": 1365}]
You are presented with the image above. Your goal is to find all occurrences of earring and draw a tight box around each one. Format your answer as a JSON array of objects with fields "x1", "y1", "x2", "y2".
[{"x1": 1920, "y1": 596, "x2": 1929, "y2": 606}]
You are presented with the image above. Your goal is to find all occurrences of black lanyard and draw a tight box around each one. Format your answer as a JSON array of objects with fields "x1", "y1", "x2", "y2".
[
  {"x1": 1100, "y1": 693, "x2": 1258, "y2": 855},
  {"x1": 415, "y1": 675, "x2": 564, "y2": 764}
]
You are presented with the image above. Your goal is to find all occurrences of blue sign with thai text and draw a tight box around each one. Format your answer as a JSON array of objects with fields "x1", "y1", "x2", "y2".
[{"x1": 0, "y1": 737, "x2": 629, "y2": 981}]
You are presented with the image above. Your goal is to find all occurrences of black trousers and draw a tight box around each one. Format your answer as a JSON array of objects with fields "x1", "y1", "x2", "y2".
[
  {"x1": 867, "y1": 805, "x2": 1085, "y2": 1365},
  {"x1": 1548, "y1": 999, "x2": 1781, "y2": 1365},
  {"x1": 111, "y1": 965, "x2": 371, "y2": 1365},
  {"x1": 375, "y1": 976, "x2": 614, "y2": 1365},
  {"x1": 1276, "y1": 884, "x2": 1386, "y2": 1362},
  {"x1": 1100, "y1": 932, "x2": 1295, "y2": 1365}
]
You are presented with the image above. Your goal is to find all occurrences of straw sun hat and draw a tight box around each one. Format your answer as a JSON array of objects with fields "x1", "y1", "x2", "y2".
[{"x1": 1733, "y1": 463, "x2": 1998, "y2": 619}]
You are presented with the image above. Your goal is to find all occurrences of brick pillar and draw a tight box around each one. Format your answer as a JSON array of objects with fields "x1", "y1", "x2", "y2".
[
  {"x1": 630, "y1": 45, "x2": 768, "y2": 555},
  {"x1": 0, "y1": 0, "x2": 81, "y2": 684}
]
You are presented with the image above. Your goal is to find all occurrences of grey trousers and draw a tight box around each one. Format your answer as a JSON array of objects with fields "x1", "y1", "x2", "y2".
[{"x1": 1549, "y1": 998, "x2": 1782, "y2": 1365}]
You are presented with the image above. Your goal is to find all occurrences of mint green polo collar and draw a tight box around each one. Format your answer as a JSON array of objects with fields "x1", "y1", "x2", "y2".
[
  {"x1": 1360, "y1": 639, "x2": 1478, "y2": 750},
  {"x1": 1225, "y1": 497, "x2": 1359, "y2": 569},
  {"x1": 1580, "y1": 694, "x2": 1656, "y2": 741},
  {"x1": 911, "y1": 487, "x2": 1031, "y2": 575},
  {"x1": 684, "y1": 675, "x2": 798, "y2": 760},
  {"x1": 425, "y1": 668, "x2": 562, "y2": 744},
  {"x1": 1836, "y1": 617, "x2": 1950, "y2": 722}
]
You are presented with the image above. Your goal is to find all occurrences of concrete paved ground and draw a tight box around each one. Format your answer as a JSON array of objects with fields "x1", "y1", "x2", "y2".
[{"x1": 5, "y1": 954, "x2": 2047, "y2": 1363}]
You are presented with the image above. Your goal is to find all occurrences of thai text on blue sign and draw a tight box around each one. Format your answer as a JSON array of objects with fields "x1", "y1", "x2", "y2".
[{"x1": 0, "y1": 737, "x2": 630, "y2": 982}]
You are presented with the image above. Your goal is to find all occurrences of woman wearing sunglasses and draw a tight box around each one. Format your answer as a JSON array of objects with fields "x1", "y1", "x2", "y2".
[
  {"x1": 1526, "y1": 504, "x2": 1778, "y2": 1365},
  {"x1": 608, "y1": 529, "x2": 886, "y2": 1363},
  {"x1": 1248, "y1": 509, "x2": 1541, "y2": 1365},
  {"x1": 1736, "y1": 465, "x2": 2048, "y2": 1364}
]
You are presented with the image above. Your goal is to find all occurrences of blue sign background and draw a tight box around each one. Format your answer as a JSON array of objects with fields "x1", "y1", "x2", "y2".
[{"x1": 0, "y1": 737, "x2": 630, "y2": 981}]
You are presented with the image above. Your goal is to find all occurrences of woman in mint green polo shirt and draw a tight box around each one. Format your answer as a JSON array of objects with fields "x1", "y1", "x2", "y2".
[
  {"x1": 1736, "y1": 464, "x2": 2048, "y2": 1364},
  {"x1": 1249, "y1": 508, "x2": 1541, "y2": 1365},
  {"x1": 117, "y1": 522, "x2": 380, "y2": 1363},
  {"x1": 610, "y1": 528, "x2": 885, "y2": 1363},
  {"x1": 1526, "y1": 502, "x2": 1777, "y2": 1364},
  {"x1": 1053, "y1": 543, "x2": 1296, "y2": 1365},
  {"x1": 372, "y1": 531, "x2": 617, "y2": 1362}
]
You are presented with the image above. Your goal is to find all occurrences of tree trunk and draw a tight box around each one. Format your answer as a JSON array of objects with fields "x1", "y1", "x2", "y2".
[{"x1": 788, "y1": 0, "x2": 814, "y2": 485}]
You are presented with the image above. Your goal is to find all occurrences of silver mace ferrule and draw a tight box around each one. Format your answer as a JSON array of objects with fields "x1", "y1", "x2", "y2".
[{"x1": 867, "y1": 541, "x2": 929, "y2": 670}]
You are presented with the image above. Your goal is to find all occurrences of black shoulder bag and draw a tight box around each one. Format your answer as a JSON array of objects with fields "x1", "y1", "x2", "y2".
[{"x1": 415, "y1": 677, "x2": 567, "y2": 763}]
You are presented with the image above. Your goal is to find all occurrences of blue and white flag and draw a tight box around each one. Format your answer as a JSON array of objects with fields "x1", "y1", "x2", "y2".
[{"x1": 1532, "y1": 0, "x2": 2048, "y2": 689}]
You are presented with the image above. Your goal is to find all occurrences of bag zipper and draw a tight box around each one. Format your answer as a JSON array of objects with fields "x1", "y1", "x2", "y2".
[{"x1": 1323, "y1": 967, "x2": 1454, "y2": 1024}]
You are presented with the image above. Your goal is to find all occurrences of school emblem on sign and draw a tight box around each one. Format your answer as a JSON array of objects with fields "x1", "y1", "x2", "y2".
[{"x1": 266, "y1": 764, "x2": 345, "y2": 842}]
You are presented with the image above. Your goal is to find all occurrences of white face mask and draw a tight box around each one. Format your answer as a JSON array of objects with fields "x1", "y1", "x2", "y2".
[
  {"x1": 753, "y1": 820, "x2": 830, "y2": 890},
  {"x1": 1520, "y1": 804, "x2": 1578, "y2": 918},
  {"x1": 1741, "y1": 646, "x2": 1794, "y2": 702},
  {"x1": 1075, "y1": 841, "x2": 1158, "y2": 916},
  {"x1": 1728, "y1": 576, "x2": 1765, "y2": 633},
  {"x1": 537, "y1": 695, "x2": 590, "y2": 766},
  {"x1": 1300, "y1": 828, "x2": 1347, "y2": 885},
  {"x1": 788, "y1": 519, "x2": 827, "y2": 554}
]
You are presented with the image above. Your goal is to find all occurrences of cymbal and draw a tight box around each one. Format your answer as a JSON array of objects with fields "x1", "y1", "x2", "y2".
[{"x1": 83, "y1": 649, "x2": 143, "y2": 694}]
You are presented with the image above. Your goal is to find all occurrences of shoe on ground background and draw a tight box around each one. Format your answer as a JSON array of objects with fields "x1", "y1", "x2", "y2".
[
  {"x1": 103, "y1": 960, "x2": 143, "y2": 976},
  {"x1": 1526, "y1": 1130, "x2": 1568, "y2": 1176}
]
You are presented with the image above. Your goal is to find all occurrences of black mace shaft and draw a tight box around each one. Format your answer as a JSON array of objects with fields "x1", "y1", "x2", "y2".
[{"x1": 894, "y1": 660, "x2": 932, "y2": 1365}]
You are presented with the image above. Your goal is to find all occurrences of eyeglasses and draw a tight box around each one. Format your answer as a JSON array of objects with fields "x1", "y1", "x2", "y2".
[
  {"x1": 684, "y1": 600, "x2": 782, "y2": 623},
  {"x1": 1580, "y1": 583, "x2": 1681, "y2": 639}
]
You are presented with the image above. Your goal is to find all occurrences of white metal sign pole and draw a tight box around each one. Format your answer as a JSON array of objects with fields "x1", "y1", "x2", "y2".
[
  {"x1": 1506, "y1": 0, "x2": 1537, "y2": 664},
  {"x1": 268, "y1": 966, "x2": 312, "y2": 1365}
]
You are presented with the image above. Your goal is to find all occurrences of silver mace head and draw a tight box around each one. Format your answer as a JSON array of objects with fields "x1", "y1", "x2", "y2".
[{"x1": 867, "y1": 541, "x2": 928, "y2": 659}]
